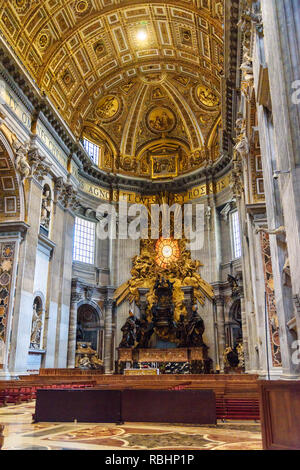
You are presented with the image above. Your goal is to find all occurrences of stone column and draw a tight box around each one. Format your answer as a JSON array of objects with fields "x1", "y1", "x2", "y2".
[
  {"x1": 104, "y1": 295, "x2": 114, "y2": 374},
  {"x1": 67, "y1": 289, "x2": 82, "y2": 368},
  {"x1": 254, "y1": 0, "x2": 300, "y2": 377},
  {"x1": 240, "y1": 294, "x2": 251, "y2": 372},
  {"x1": 0, "y1": 229, "x2": 23, "y2": 379},
  {"x1": 8, "y1": 177, "x2": 43, "y2": 375},
  {"x1": 215, "y1": 295, "x2": 226, "y2": 372}
]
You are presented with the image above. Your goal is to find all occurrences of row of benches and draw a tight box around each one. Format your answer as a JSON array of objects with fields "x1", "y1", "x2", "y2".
[
  {"x1": 0, "y1": 377, "x2": 260, "y2": 421},
  {"x1": 0, "y1": 382, "x2": 95, "y2": 406},
  {"x1": 169, "y1": 384, "x2": 260, "y2": 420},
  {"x1": 216, "y1": 398, "x2": 260, "y2": 421}
]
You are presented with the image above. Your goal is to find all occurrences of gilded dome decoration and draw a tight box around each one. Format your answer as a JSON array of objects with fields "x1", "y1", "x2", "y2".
[
  {"x1": 147, "y1": 107, "x2": 176, "y2": 134},
  {"x1": 95, "y1": 95, "x2": 121, "y2": 122},
  {"x1": 196, "y1": 85, "x2": 220, "y2": 108},
  {"x1": 74, "y1": 0, "x2": 92, "y2": 16},
  {"x1": 0, "y1": 0, "x2": 224, "y2": 181}
]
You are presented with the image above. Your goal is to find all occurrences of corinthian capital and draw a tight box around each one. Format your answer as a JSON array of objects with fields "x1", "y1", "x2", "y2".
[
  {"x1": 56, "y1": 180, "x2": 80, "y2": 210},
  {"x1": 27, "y1": 143, "x2": 52, "y2": 182}
]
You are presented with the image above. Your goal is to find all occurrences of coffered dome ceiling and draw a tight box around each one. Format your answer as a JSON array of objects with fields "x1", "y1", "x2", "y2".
[{"x1": 0, "y1": 0, "x2": 224, "y2": 180}]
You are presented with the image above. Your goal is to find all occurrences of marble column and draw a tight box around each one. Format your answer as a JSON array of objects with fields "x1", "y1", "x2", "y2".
[
  {"x1": 104, "y1": 295, "x2": 114, "y2": 374},
  {"x1": 254, "y1": 0, "x2": 300, "y2": 377},
  {"x1": 0, "y1": 230, "x2": 23, "y2": 379},
  {"x1": 235, "y1": 192, "x2": 251, "y2": 373},
  {"x1": 66, "y1": 289, "x2": 82, "y2": 368},
  {"x1": 215, "y1": 295, "x2": 225, "y2": 372},
  {"x1": 55, "y1": 209, "x2": 76, "y2": 368},
  {"x1": 8, "y1": 177, "x2": 42, "y2": 375}
]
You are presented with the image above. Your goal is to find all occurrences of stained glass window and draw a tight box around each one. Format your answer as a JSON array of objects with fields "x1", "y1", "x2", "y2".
[{"x1": 155, "y1": 238, "x2": 180, "y2": 269}]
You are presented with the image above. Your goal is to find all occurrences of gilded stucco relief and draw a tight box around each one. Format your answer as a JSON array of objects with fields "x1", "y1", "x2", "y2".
[{"x1": 0, "y1": 0, "x2": 224, "y2": 180}]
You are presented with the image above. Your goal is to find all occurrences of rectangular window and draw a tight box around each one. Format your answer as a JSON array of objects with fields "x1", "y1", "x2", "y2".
[
  {"x1": 73, "y1": 217, "x2": 95, "y2": 264},
  {"x1": 231, "y1": 210, "x2": 242, "y2": 259},
  {"x1": 83, "y1": 138, "x2": 99, "y2": 166}
]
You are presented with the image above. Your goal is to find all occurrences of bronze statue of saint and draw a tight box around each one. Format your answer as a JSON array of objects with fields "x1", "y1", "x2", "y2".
[
  {"x1": 176, "y1": 314, "x2": 188, "y2": 347},
  {"x1": 119, "y1": 311, "x2": 137, "y2": 348},
  {"x1": 135, "y1": 316, "x2": 154, "y2": 349},
  {"x1": 186, "y1": 305, "x2": 205, "y2": 347}
]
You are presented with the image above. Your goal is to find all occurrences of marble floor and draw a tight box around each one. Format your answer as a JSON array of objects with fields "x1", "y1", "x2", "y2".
[{"x1": 0, "y1": 402, "x2": 263, "y2": 450}]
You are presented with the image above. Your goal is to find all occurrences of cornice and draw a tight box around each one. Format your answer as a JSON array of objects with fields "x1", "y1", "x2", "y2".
[{"x1": 223, "y1": 0, "x2": 241, "y2": 154}]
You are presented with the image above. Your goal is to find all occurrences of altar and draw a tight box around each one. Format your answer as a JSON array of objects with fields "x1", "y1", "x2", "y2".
[
  {"x1": 115, "y1": 240, "x2": 215, "y2": 376},
  {"x1": 118, "y1": 347, "x2": 212, "y2": 375},
  {"x1": 124, "y1": 368, "x2": 159, "y2": 376}
]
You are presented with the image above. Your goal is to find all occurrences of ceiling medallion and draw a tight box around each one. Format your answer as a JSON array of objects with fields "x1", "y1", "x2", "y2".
[
  {"x1": 95, "y1": 95, "x2": 121, "y2": 122},
  {"x1": 62, "y1": 69, "x2": 75, "y2": 87},
  {"x1": 38, "y1": 32, "x2": 50, "y2": 50},
  {"x1": 74, "y1": 0, "x2": 91, "y2": 16},
  {"x1": 93, "y1": 41, "x2": 106, "y2": 58},
  {"x1": 147, "y1": 106, "x2": 176, "y2": 134},
  {"x1": 13, "y1": 0, "x2": 31, "y2": 14},
  {"x1": 196, "y1": 85, "x2": 220, "y2": 108}
]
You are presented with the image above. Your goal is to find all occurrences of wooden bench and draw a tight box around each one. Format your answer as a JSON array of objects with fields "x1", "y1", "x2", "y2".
[
  {"x1": 0, "y1": 381, "x2": 96, "y2": 406},
  {"x1": 0, "y1": 425, "x2": 4, "y2": 450}
]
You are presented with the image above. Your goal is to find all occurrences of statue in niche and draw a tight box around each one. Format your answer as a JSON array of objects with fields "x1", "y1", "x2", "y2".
[
  {"x1": 186, "y1": 305, "x2": 205, "y2": 347},
  {"x1": 40, "y1": 186, "x2": 52, "y2": 231},
  {"x1": 240, "y1": 50, "x2": 254, "y2": 84},
  {"x1": 228, "y1": 274, "x2": 240, "y2": 298},
  {"x1": 119, "y1": 311, "x2": 138, "y2": 348},
  {"x1": 30, "y1": 300, "x2": 42, "y2": 349}
]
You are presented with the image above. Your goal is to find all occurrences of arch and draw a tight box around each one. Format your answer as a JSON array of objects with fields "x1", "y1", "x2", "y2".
[
  {"x1": 33, "y1": 290, "x2": 46, "y2": 308},
  {"x1": 225, "y1": 299, "x2": 243, "y2": 348},
  {"x1": 82, "y1": 123, "x2": 118, "y2": 158},
  {"x1": 207, "y1": 115, "x2": 222, "y2": 149},
  {"x1": 0, "y1": 130, "x2": 25, "y2": 222},
  {"x1": 76, "y1": 301, "x2": 104, "y2": 358},
  {"x1": 136, "y1": 138, "x2": 191, "y2": 160},
  {"x1": 30, "y1": 293, "x2": 45, "y2": 350},
  {"x1": 77, "y1": 299, "x2": 103, "y2": 321}
]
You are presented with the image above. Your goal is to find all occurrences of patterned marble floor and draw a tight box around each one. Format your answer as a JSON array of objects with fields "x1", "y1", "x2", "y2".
[{"x1": 0, "y1": 402, "x2": 263, "y2": 450}]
